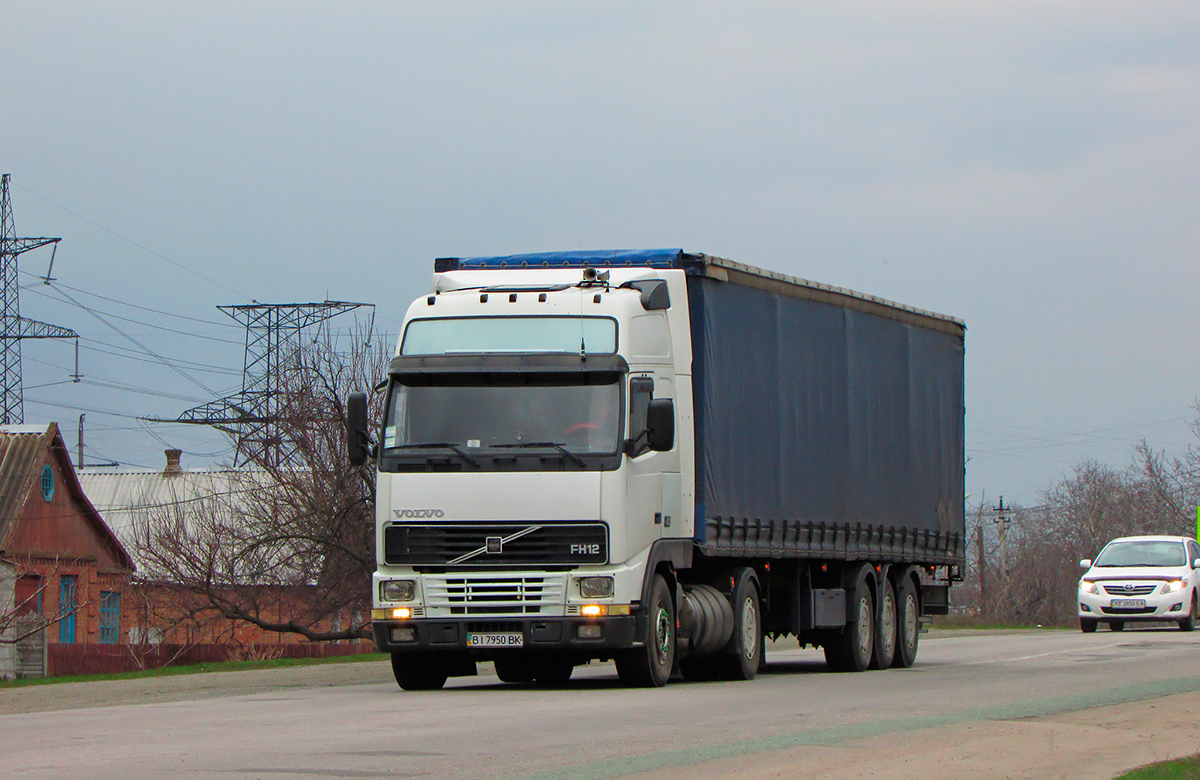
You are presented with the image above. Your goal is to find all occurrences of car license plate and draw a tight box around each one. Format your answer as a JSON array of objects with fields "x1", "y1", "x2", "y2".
[
  {"x1": 1111, "y1": 599, "x2": 1146, "y2": 608},
  {"x1": 466, "y1": 632, "x2": 524, "y2": 648}
]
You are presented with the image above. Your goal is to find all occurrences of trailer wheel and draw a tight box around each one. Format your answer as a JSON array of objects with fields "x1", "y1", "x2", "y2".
[
  {"x1": 391, "y1": 652, "x2": 448, "y2": 691},
  {"x1": 894, "y1": 576, "x2": 920, "y2": 668},
  {"x1": 718, "y1": 572, "x2": 762, "y2": 681},
  {"x1": 616, "y1": 574, "x2": 675, "y2": 688},
  {"x1": 870, "y1": 579, "x2": 897, "y2": 670},
  {"x1": 824, "y1": 571, "x2": 874, "y2": 673}
]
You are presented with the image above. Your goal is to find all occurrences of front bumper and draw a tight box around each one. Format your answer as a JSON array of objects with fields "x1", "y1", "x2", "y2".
[
  {"x1": 372, "y1": 615, "x2": 641, "y2": 654},
  {"x1": 1078, "y1": 590, "x2": 1189, "y2": 621}
]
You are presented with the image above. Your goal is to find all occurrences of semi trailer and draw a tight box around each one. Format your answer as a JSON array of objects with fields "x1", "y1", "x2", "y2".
[{"x1": 347, "y1": 249, "x2": 966, "y2": 689}]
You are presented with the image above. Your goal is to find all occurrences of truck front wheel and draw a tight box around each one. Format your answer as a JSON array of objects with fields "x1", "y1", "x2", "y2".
[
  {"x1": 616, "y1": 574, "x2": 675, "y2": 688},
  {"x1": 391, "y1": 652, "x2": 448, "y2": 691}
]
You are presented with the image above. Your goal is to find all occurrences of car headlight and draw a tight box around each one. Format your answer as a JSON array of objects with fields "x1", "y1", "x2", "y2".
[
  {"x1": 579, "y1": 576, "x2": 614, "y2": 598},
  {"x1": 380, "y1": 580, "x2": 416, "y2": 602},
  {"x1": 1162, "y1": 579, "x2": 1186, "y2": 594},
  {"x1": 1079, "y1": 580, "x2": 1099, "y2": 595}
]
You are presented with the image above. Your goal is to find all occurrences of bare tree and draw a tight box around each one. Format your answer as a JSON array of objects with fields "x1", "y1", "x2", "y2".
[
  {"x1": 1135, "y1": 401, "x2": 1200, "y2": 533},
  {"x1": 133, "y1": 322, "x2": 389, "y2": 641}
]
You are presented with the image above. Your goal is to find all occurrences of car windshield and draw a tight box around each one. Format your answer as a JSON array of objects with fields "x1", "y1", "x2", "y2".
[
  {"x1": 383, "y1": 372, "x2": 621, "y2": 456},
  {"x1": 1093, "y1": 540, "x2": 1186, "y2": 568}
]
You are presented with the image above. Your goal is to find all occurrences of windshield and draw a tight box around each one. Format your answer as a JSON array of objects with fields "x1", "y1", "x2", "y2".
[
  {"x1": 1094, "y1": 540, "x2": 1186, "y2": 568},
  {"x1": 383, "y1": 373, "x2": 621, "y2": 456}
]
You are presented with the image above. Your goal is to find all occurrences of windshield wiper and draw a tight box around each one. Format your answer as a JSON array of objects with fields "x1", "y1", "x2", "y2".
[
  {"x1": 491, "y1": 441, "x2": 586, "y2": 468},
  {"x1": 389, "y1": 442, "x2": 480, "y2": 468}
]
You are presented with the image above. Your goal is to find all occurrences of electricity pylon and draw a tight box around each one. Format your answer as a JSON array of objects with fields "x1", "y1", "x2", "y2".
[
  {"x1": 0, "y1": 174, "x2": 79, "y2": 424},
  {"x1": 172, "y1": 301, "x2": 368, "y2": 466}
]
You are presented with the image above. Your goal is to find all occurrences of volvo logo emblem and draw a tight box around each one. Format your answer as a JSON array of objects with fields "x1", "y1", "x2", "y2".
[
  {"x1": 486, "y1": 537, "x2": 503, "y2": 554},
  {"x1": 393, "y1": 509, "x2": 445, "y2": 519}
]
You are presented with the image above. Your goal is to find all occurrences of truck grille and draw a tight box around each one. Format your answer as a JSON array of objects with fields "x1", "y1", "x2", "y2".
[
  {"x1": 384, "y1": 522, "x2": 607, "y2": 566},
  {"x1": 423, "y1": 574, "x2": 567, "y2": 616}
]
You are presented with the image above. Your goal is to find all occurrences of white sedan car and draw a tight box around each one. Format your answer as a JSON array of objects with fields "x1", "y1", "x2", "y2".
[{"x1": 1078, "y1": 535, "x2": 1200, "y2": 632}]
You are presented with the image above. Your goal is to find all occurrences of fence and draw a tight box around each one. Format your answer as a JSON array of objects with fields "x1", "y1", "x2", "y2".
[{"x1": 47, "y1": 640, "x2": 378, "y2": 678}]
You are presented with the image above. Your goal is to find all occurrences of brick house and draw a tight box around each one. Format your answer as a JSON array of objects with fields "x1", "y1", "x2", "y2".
[{"x1": 0, "y1": 423, "x2": 135, "y2": 648}]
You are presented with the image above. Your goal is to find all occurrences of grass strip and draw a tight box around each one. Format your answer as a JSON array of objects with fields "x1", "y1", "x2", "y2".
[
  {"x1": 0, "y1": 652, "x2": 387, "y2": 689},
  {"x1": 1114, "y1": 754, "x2": 1200, "y2": 780}
]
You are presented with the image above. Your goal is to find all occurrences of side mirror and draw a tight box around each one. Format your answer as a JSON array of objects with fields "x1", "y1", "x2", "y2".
[
  {"x1": 646, "y1": 398, "x2": 675, "y2": 452},
  {"x1": 346, "y1": 392, "x2": 370, "y2": 466},
  {"x1": 1192, "y1": 559, "x2": 1200, "y2": 570},
  {"x1": 1079, "y1": 559, "x2": 1092, "y2": 570}
]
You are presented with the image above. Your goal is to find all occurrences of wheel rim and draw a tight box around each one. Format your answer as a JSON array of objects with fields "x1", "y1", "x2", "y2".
[
  {"x1": 741, "y1": 595, "x2": 758, "y2": 660},
  {"x1": 880, "y1": 592, "x2": 896, "y2": 657},
  {"x1": 903, "y1": 594, "x2": 917, "y2": 648},
  {"x1": 655, "y1": 605, "x2": 672, "y2": 663},
  {"x1": 857, "y1": 596, "x2": 872, "y2": 657}
]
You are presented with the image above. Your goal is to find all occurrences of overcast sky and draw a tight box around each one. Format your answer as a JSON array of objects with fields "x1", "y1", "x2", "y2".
[{"x1": 3, "y1": 2, "x2": 1198, "y2": 506}]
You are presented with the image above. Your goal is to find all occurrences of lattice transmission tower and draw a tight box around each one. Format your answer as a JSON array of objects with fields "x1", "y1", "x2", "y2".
[
  {"x1": 0, "y1": 173, "x2": 79, "y2": 424},
  {"x1": 171, "y1": 301, "x2": 368, "y2": 466}
]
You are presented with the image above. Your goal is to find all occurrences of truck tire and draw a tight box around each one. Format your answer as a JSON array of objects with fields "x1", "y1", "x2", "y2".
[
  {"x1": 824, "y1": 570, "x2": 874, "y2": 673},
  {"x1": 893, "y1": 576, "x2": 920, "y2": 668},
  {"x1": 494, "y1": 656, "x2": 537, "y2": 683},
  {"x1": 870, "y1": 579, "x2": 897, "y2": 670},
  {"x1": 391, "y1": 652, "x2": 448, "y2": 691},
  {"x1": 717, "y1": 571, "x2": 762, "y2": 681},
  {"x1": 534, "y1": 660, "x2": 574, "y2": 686},
  {"x1": 616, "y1": 574, "x2": 675, "y2": 688}
]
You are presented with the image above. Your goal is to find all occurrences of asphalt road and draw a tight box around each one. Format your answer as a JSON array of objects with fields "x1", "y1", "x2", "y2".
[{"x1": 4, "y1": 628, "x2": 1200, "y2": 780}]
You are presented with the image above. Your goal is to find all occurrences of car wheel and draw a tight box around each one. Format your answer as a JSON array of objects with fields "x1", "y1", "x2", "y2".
[
  {"x1": 1080, "y1": 618, "x2": 1098, "y2": 633},
  {"x1": 1180, "y1": 592, "x2": 1197, "y2": 632},
  {"x1": 1109, "y1": 620, "x2": 1125, "y2": 632}
]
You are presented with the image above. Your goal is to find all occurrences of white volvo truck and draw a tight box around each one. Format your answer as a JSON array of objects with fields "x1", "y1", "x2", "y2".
[{"x1": 347, "y1": 249, "x2": 965, "y2": 689}]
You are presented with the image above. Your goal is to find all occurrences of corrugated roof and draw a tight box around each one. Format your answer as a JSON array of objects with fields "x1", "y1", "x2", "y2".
[
  {"x1": 0, "y1": 423, "x2": 134, "y2": 570},
  {"x1": 78, "y1": 469, "x2": 271, "y2": 571}
]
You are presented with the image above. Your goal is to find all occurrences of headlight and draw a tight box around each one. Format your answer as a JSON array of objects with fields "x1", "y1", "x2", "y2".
[
  {"x1": 1079, "y1": 580, "x2": 1099, "y2": 595},
  {"x1": 579, "y1": 576, "x2": 614, "y2": 598},
  {"x1": 1162, "y1": 580, "x2": 1186, "y2": 594},
  {"x1": 381, "y1": 580, "x2": 416, "y2": 602}
]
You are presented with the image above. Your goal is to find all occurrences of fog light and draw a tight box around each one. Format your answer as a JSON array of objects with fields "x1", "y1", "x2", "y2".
[
  {"x1": 1080, "y1": 603, "x2": 1091, "y2": 612},
  {"x1": 578, "y1": 624, "x2": 602, "y2": 639},
  {"x1": 392, "y1": 607, "x2": 412, "y2": 619},
  {"x1": 579, "y1": 576, "x2": 614, "y2": 598},
  {"x1": 381, "y1": 580, "x2": 416, "y2": 602},
  {"x1": 390, "y1": 627, "x2": 416, "y2": 642},
  {"x1": 1169, "y1": 602, "x2": 1183, "y2": 612},
  {"x1": 581, "y1": 604, "x2": 606, "y2": 617}
]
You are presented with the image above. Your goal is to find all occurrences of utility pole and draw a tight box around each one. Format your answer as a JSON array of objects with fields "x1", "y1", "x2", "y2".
[
  {"x1": 165, "y1": 301, "x2": 369, "y2": 467},
  {"x1": 994, "y1": 496, "x2": 1011, "y2": 577},
  {"x1": 77, "y1": 412, "x2": 85, "y2": 469},
  {"x1": 0, "y1": 174, "x2": 80, "y2": 424},
  {"x1": 977, "y1": 524, "x2": 987, "y2": 618}
]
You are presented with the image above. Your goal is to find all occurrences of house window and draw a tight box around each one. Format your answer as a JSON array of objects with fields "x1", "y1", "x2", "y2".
[
  {"x1": 41, "y1": 464, "x2": 55, "y2": 502},
  {"x1": 59, "y1": 575, "x2": 77, "y2": 643},
  {"x1": 99, "y1": 591, "x2": 121, "y2": 644},
  {"x1": 15, "y1": 575, "x2": 42, "y2": 615}
]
